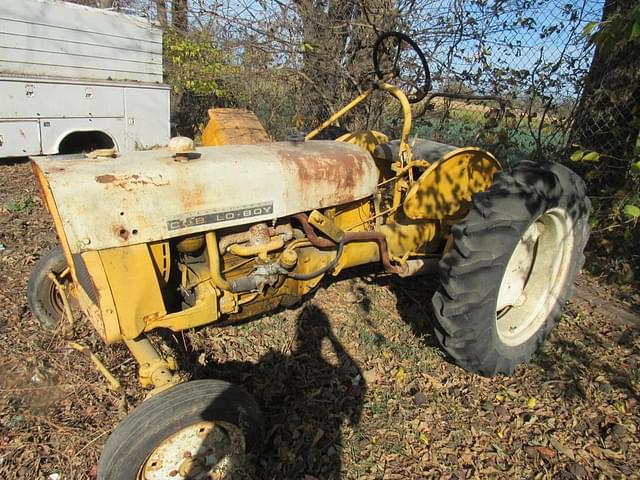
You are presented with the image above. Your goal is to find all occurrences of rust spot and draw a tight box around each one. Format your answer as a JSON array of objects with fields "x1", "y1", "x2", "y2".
[
  {"x1": 114, "y1": 225, "x2": 130, "y2": 240},
  {"x1": 278, "y1": 142, "x2": 373, "y2": 207},
  {"x1": 180, "y1": 184, "x2": 206, "y2": 210},
  {"x1": 96, "y1": 174, "x2": 116, "y2": 184},
  {"x1": 95, "y1": 173, "x2": 169, "y2": 191}
]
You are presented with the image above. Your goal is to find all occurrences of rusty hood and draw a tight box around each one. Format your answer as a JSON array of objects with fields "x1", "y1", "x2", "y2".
[{"x1": 32, "y1": 140, "x2": 377, "y2": 253}]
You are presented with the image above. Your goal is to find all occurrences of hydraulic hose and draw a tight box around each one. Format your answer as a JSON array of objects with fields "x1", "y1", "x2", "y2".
[
  {"x1": 286, "y1": 241, "x2": 345, "y2": 280},
  {"x1": 292, "y1": 213, "x2": 408, "y2": 275}
]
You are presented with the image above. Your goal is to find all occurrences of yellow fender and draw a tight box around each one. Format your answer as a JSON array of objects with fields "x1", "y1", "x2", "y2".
[
  {"x1": 335, "y1": 130, "x2": 389, "y2": 154},
  {"x1": 403, "y1": 147, "x2": 501, "y2": 220}
]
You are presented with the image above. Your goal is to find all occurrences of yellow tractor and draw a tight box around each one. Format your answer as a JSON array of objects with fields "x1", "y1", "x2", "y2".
[{"x1": 28, "y1": 33, "x2": 590, "y2": 479}]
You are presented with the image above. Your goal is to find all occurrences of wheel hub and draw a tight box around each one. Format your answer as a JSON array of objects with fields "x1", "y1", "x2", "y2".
[
  {"x1": 496, "y1": 208, "x2": 574, "y2": 346},
  {"x1": 47, "y1": 268, "x2": 71, "y2": 317},
  {"x1": 139, "y1": 421, "x2": 245, "y2": 480}
]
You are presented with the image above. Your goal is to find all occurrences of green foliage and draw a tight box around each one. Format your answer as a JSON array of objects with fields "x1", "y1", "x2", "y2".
[
  {"x1": 230, "y1": 68, "x2": 304, "y2": 141},
  {"x1": 583, "y1": 4, "x2": 640, "y2": 54},
  {"x1": 583, "y1": 147, "x2": 640, "y2": 283},
  {"x1": 413, "y1": 106, "x2": 563, "y2": 169},
  {"x1": 299, "y1": 42, "x2": 315, "y2": 52},
  {"x1": 569, "y1": 146, "x2": 639, "y2": 228},
  {"x1": 6, "y1": 197, "x2": 35, "y2": 213},
  {"x1": 163, "y1": 29, "x2": 231, "y2": 97},
  {"x1": 570, "y1": 149, "x2": 600, "y2": 162},
  {"x1": 163, "y1": 29, "x2": 235, "y2": 137},
  {"x1": 623, "y1": 204, "x2": 640, "y2": 220}
]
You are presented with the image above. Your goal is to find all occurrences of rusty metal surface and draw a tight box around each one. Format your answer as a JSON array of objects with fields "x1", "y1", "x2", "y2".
[
  {"x1": 278, "y1": 141, "x2": 378, "y2": 207},
  {"x1": 33, "y1": 141, "x2": 377, "y2": 253}
]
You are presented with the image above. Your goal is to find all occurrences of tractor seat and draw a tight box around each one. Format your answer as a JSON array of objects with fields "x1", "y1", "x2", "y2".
[{"x1": 374, "y1": 138, "x2": 457, "y2": 163}]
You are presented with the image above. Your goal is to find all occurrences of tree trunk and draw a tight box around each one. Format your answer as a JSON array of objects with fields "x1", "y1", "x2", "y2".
[
  {"x1": 156, "y1": 0, "x2": 167, "y2": 27},
  {"x1": 172, "y1": 0, "x2": 188, "y2": 31},
  {"x1": 571, "y1": 0, "x2": 640, "y2": 187},
  {"x1": 295, "y1": 0, "x2": 398, "y2": 130}
]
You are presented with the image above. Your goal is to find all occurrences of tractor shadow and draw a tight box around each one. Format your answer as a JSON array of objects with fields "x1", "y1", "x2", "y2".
[
  {"x1": 344, "y1": 265, "x2": 445, "y2": 354},
  {"x1": 375, "y1": 274, "x2": 441, "y2": 347},
  {"x1": 169, "y1": 304, "x2": 365, "y2": 480},
  {"x1": 324, "y1": 263, "x2": 442, "y2": 349}
]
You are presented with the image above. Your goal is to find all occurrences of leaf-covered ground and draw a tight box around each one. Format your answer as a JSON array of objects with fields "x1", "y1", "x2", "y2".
[{"x1": 1, "y1": 158, "x2": 638, "y2": 479}]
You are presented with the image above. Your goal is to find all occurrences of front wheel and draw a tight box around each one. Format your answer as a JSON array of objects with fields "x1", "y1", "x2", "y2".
[
  {"x1": 27, "y1": 246, "x2": 70, "y2": 330},
  {"x1": 98, "y1": 380, "x2": 264, "y2": 480},
  {"x1": 432, "y1": 161, "x2": 591, "y2": 376}
]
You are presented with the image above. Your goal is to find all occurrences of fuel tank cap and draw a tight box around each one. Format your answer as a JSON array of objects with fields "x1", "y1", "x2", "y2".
[{"x1": 169, "y1": 136, "x2": 200, "y2": 162}]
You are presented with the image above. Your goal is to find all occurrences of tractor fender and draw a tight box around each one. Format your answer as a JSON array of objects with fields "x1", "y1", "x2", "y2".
[{"x1": 403, "y1": 147, "x2": 501, "y2": 220}]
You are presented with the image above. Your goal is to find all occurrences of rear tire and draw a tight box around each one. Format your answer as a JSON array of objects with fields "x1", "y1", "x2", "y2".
[
  {"x1": 98, "y1": 379, "x2": 263, "y2": 480},
  {"x1": 27, "y1": 246, "x2": 69, "y2": 330},
  {"x1": 431, "y1": 161, "x2": 590, "y2": 376}
]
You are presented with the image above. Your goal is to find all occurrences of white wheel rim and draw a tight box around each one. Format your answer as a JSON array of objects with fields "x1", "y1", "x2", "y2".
[
  {"x1": 139, "y1": 421, "x2": 245, "y2": 480},
  {"x1": 496, "y1": 208, "x2": 574, "y2": 346}
]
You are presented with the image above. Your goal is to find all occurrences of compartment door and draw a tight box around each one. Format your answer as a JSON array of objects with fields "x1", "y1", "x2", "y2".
[{"x1": 0, "y1": 120, "x2": 40, "y2": 156}]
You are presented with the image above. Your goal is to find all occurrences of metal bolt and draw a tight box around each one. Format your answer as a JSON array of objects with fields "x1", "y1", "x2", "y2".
[{"x1": 513, "y1": 293, "x2": 526, "y2": 307}]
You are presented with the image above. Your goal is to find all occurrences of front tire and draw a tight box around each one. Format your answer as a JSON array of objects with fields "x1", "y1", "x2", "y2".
[
  {"x1": 98, "y1": 380, "x2": 263, "y2": 480},
  {"x1": 432, "y1": 161, "x2": 590, "y2": 376},
  {"x1": 27, "y1": 246, "x2": 69, "y2": 330}
]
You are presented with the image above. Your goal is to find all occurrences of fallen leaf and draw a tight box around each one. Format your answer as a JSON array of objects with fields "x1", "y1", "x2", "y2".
[
  {"x1": 550, "y1": 438, "x2": 575, "y2": 460},
  {"x1": 601, "y1": 448, "x2": 625, "y2": 460},
  {"x1": 413, "y1": 391, "x2": 427, "y2": 406},
  {"x1": 362, "y1": 368, "x2": 376, "y2": 384},
  {"x1": 88, "y1": 465, "x2": 98, "y2": 479},
  {"x1": 536, "y1": 446, "x2": 556, "y2": 460},
  {"x1": 310, "y1": 428, "x2": 324, "y2": 448},
  {"x1": 613, "y1": 400, "x2": 626, "y2": 413}
]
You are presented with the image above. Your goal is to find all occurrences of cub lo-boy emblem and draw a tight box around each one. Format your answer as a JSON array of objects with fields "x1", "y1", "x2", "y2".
[{"x1": 167, "y1": 202, "x2": 274, "y2": 230}]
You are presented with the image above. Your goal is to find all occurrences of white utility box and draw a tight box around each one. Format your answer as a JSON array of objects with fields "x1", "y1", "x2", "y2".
[{"x1": 0, "y1": 0, "x2": 170, "y2": 157}]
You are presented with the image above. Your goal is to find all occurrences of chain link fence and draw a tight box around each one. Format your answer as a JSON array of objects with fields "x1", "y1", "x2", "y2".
[{"x1": 398, "y1": 0, "x2": 606, "y2": 165}]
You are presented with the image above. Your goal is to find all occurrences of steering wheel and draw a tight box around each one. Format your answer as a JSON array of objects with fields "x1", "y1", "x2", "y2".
[{"x1": 373, "y1": 32, "x2": 431, "y2": 104}]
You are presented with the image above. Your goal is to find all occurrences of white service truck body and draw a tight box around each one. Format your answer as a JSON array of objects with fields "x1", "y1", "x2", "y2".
[{"x1": 0, "y1": 0, "x2": 170, "y2": 158}]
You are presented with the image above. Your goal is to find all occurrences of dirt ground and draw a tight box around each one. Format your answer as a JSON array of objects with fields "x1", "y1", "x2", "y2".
[{"x1": 1, "y1": 158, "x2": 639, "y2": 480}]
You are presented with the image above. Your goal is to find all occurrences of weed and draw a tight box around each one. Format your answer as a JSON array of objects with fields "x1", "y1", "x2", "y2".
[{"x1": 6, "y1": 197, "x2": 35, "y2": 213}]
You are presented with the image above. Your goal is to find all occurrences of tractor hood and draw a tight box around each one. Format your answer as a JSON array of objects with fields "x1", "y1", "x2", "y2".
[{"x1": 32, "y1": 141, "x2": 377, "y2": 253}]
